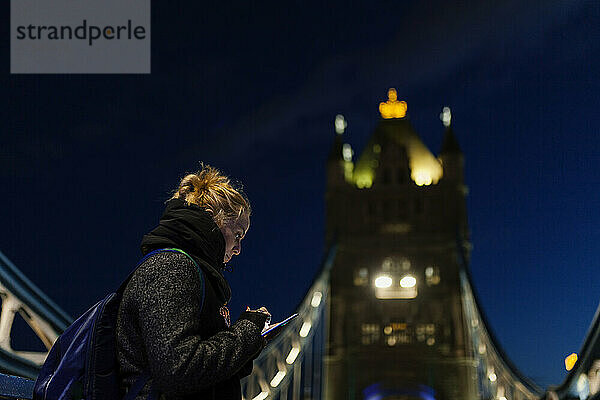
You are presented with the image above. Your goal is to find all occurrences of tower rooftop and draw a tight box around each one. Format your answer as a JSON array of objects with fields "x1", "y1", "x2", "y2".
[{"x1": 353, "y1": 92, "x2": 443, "y2": 188}]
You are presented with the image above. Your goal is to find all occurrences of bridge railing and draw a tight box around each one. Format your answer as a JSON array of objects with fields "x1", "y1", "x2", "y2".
[
  {"x1": 456, "y1": 236, "x2": 544, "y2": 400},
  {"x1": 0, "y1": 251, "x2": 72, "y2": 377},
  {"x1": 459, "y1": 267, "x2": 544, "y2": 400},
  {"x1": 241, "y1": 245, "x2": 336, "y2": 400}
]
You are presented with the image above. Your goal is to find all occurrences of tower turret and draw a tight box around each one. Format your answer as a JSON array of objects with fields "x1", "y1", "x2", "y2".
[
  {"x1": 437, "y1": 106, "x2": 469, "y2": 241},
  {"x1": 327, "y1": 114, "x2": 348, "y2": 186},
  {"x1": 438, "y1": 107, "x2": 464, "y2": 184},
  {"x1": 325, "y1": 115, "x2": 354, "y2": 245}
]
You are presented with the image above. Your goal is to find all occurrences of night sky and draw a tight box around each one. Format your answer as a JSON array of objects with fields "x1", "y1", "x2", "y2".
[{"x1": 2, "y1": 1, "x2": 599, "y2": 389}]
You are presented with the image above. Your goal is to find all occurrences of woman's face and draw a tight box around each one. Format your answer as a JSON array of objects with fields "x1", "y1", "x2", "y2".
[{"x1": 220, "y1": 213, "x2": 250, "y2": 264}]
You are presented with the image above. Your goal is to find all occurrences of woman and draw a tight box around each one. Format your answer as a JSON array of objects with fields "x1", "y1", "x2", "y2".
[{"x1": 116, "y1": 165, "x2": 270, "y2": 400}]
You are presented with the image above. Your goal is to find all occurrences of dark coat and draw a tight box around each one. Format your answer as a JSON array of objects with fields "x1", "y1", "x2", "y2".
[{"x1": 116, "y1": 198, "x2": 267, "y2": 400}]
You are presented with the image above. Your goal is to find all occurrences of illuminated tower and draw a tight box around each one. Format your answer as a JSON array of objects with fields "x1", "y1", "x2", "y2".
[{"x1": 324, "y1": 90, "x2": 474, "y2": 400}]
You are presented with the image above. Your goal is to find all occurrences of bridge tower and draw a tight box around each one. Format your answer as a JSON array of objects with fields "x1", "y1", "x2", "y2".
[{"x1": 324, "y1": 90, "x2": 474, "y2": 400}]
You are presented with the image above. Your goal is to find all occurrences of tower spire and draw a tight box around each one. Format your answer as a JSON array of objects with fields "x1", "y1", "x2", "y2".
[
  {"x1": 438, "y1": 106, "x2": 464, "y2": 186},
  {"x1": 327, "y1": 114, "x2": 354, "y2": 184},
  {"x1": 334, "y1": 114, "x2": 347, "y2": 135},
  {"x1": 328, "y1": 115, "x2": 345, "y2": 162},
  {"x1": 439, "y1": 106, "x2": 462, "y2": 155},
  {"x1": 440, "y1": 106, "x2": 452, "y2": 127}
]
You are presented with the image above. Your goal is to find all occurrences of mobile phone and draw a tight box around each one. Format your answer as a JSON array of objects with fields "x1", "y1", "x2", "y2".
[{"x1": 261, "y1": 313, "x2": 299, "y2": 338}]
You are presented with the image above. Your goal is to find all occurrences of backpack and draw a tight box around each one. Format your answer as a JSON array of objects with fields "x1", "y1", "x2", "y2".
[{"x1": 33, "y1": 248, "x2": 203, "y2": 400}]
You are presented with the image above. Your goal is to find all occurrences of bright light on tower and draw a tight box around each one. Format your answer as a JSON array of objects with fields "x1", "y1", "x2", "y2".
[
  {"x1": 440, "y1": 106, "x2": 451, "y2": 127},
  {"x1": 374, "y1": 275, "x2": 393, "y2": 288},
  {"x1": 399, "y1": 275, "x2": 416, "y2": 288},
  {"x1": 488, "y1": 372, "x2": 497, "y2": 382},
  {"x1": 335, "y1": 114, "x2": 347, "y2": 134},
  {"x1": 413, "y1": 170, "x2": 433, "y2": 186},
  {"x1": 342, "y1": 143, "x2": 353, "y2": 161}
]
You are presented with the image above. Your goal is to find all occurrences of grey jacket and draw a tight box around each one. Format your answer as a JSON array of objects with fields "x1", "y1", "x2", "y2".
[{"x1": 116, "y1": 251, "x2": 267, "y2": 400}]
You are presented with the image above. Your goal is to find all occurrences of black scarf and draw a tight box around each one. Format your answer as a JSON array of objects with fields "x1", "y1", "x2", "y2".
[{"x1": 140, "y1": 197, "x2": 232, "y2": 304}]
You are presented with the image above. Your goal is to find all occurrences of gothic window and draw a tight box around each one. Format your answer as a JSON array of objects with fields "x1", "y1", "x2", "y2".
[
  {"x1": 375, "y1": 258, "x2": 417, "y2": 299},
  {"x1": 416, "y1": 323, "x2": 436, "y2": 346},
  {"x1": 383, "y1": 322, "x2": 412, "y2": 346},
  {"x1": 425, "y1": 266, "x2": 441, "y2": 286},
  {"x1": 361, "y1": 323, "x2": 380, "y2": 345},
  {"x1": 353, "y1": 268, "x2": 368, "y2": 286}
]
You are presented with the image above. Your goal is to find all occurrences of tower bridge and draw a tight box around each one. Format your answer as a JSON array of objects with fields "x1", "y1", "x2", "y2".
[{"x1": 1, "y1": 90, "x2": 599, "y2": 400}]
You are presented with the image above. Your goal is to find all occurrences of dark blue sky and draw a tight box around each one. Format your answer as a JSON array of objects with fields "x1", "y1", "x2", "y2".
[{"x1": 2, "y1": 0, "x2": 599, "y2": 388}]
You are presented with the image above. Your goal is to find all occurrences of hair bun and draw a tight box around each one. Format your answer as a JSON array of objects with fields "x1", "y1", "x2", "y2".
[{"x1": 171, "y1": 163, "x2": 251, "y2": 228}]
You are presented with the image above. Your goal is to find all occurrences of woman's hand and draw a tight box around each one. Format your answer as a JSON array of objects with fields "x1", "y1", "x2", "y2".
[
  {"x1": 246, "y1": 306, "x2": 270, "y2": 316},
  {"x1": 240, "y1": 306, "x2": 271, "y2": 334},
  {"x1": 246, "y1": 306, "x2": 271, "y2": 327}
]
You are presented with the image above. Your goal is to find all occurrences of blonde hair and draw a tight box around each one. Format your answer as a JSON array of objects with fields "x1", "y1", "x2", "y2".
[{"x1": 170, "y1": 164, "x2": 251, "y2": 228}]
